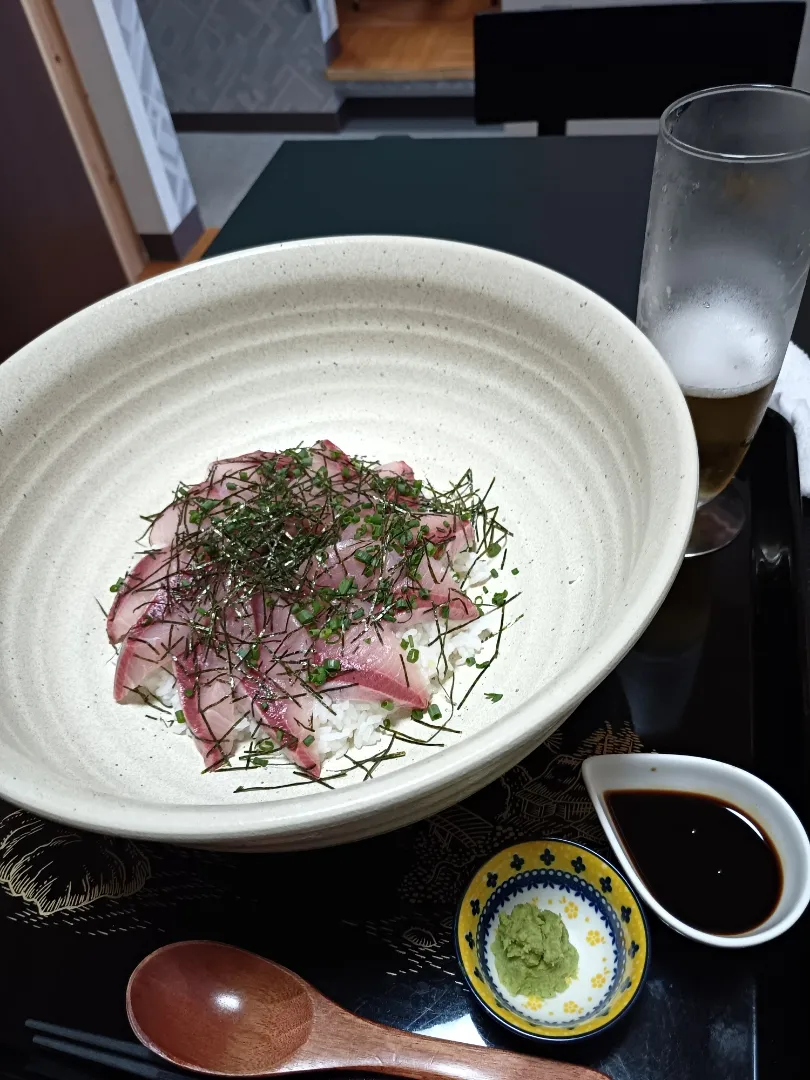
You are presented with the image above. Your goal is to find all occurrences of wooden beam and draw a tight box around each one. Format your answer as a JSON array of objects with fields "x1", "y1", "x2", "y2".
[{"x1": 19, "y1": 0, "x2": 147, "y2": 283}]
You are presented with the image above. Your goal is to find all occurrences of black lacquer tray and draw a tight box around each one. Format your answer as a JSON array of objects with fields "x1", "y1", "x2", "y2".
[{"x1": 1, "y1": 407, "x2": 807, "y2": 1080}]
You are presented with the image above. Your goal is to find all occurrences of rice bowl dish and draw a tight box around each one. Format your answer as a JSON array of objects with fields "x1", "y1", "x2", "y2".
[{"x1": 0, "y1": 236, "x2": 698, "y2": 849}]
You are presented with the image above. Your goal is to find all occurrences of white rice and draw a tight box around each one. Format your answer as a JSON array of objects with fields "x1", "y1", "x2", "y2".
[{"x1": 160, "y1": 549, "x2": 502, "y2": 773}]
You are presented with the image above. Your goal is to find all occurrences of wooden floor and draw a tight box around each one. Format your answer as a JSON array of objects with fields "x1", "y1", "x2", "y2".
[
  {"x1": 327, "y1": 0, "x2": 494, "y2": 82},
  {"x1": 137, "y1": 228, "x2": 219, "y2": 282}
]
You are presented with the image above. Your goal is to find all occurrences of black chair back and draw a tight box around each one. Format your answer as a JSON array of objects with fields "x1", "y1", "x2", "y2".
[{"x1": 474, "y1": 2, "x2": 805, "y2": 132}]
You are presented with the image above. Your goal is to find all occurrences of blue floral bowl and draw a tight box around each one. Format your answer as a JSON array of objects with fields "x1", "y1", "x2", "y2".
[{"x1": 456, "y1": 839, "x2": 649, "y2": 1041}]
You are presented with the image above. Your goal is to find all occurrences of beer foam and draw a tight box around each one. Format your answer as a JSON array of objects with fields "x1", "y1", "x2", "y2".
[{"x1": 651, "y1": 298, "x2": 778, "y2": 398}]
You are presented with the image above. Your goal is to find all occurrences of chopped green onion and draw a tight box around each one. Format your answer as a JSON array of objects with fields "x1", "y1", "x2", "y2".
[
  {"x1": 428, "y1": 704, "x2": 442, "y2": 721},
  {"x1": 511, "y1": 567, "x2": 520, "y2": 575},
  {"x1": 407, "y1": 648, "x2": 420, "y2": 663},
  {"x1": 324, "y1": 658, "x2": 342, "y2": 673},
  {"x1": 303, "y1": 735, "x2": 315, "y2": 747},
  {"x1": 492, "y1": 590, "x2": 508, "y2": 606},
  {"x1": 109, "y1": 577, "x2": 125, "y2": 593},
  {"x1": 175, "y1": 709, "x2": 186, "y2": 724},
  {"x1": 486, "y1": 542, "x2": 502, "y2": 558},
  {"x1": 485, "y1": 693, "x2": 504, "y2": 703},
  {"x1": 380, "y1": 699, "x2": 394, "y2": 710},
  {"x1": 411, "y1": 709, "x2": 424, "y2": 720}
]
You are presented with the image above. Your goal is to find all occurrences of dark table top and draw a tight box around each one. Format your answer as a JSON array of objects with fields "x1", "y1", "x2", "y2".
[
  {"x1": 209, "y1": 135, "x2": 654, "y2": 324},
  {"x1": 209, "y1": 133, "x2": 810, "y2": 357}
]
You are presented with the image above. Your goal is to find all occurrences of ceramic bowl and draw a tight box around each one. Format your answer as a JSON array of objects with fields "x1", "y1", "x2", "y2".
[
  {"x1": 583, "y1": 753, "x2": 810, "y2": 947},
  {"x1": 456, "y1": 839, "x2": 649, "y2": 1041},
  {"x1": 0, "y1": 236, "x2": 697, "y2": 849}
]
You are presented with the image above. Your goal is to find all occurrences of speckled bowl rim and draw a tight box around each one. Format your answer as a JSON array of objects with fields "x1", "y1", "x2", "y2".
[
  {"x1": 454, "y1": 838, "x2": 651, "y2": 1043},
  {"x1": 0, "y1": 236, "x2": 698, "y2": 843}
]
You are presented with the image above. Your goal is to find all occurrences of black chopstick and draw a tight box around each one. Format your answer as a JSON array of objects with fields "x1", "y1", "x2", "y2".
[
  {"x1": 26, "y1": 1020, "x2": 154, "y2": 1059},
  {"x1": 25, "y1": 1020, "x2": 186, "y2": 1080}
]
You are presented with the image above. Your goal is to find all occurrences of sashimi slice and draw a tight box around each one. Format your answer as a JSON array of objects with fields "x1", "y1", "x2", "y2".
[
  {"x1": 149, "y1": 481, "x2": 232, "y2": 548},
  {"x1": 376, "y1": 460, "x2": 414, "y2": 481},
  {"x1": 113, "y1": 591, "x2": 187, "y2": 703},
  {"x1": 251, "y1": 596, "x2": 428, "y2": 710},
  {"x1": 172, "y1": 646, "x2": 247, "y2": 771},
  {"x1": 251, "y1": 595, "x2": 311, "y2": 658},
  {"x1": 417, "y1": 514, "x2": 475, "y2": 558},
  {"x1": 206, "y1": 451, "x2": 277, "y2": 488},
  {"x1": 107, "y1": 552, "x2": 171, "y2": 644},
  {"x1": 395, "y1": 585, "x2": 478, "y2": 624},
  {"x1": 239, "y1": 662, "x2": 320, "y2": 774},
  {"x1": 313, "y1": 626, "x2": 430, "y2": 710}
]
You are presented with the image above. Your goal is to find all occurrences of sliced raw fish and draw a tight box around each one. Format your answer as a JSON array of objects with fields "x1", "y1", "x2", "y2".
[
  {"x1": 172, "y1": 646, "x2": 248, "y2": 771},
  {"x1": 107, "y1": 552, "x2": 170, "y2": 644},
  {"x1": 240, "y1": 662, "x2": 320, "y2": 774},
  {"x1": 113, "y1": 591, "x2": 186, "y2": 703},
  {"x1": 376, "y1": 460, "x2": 414, "y2": 480},
  {"x1": 313, "y1": 626, "x2": 430, "y2": 710},
  {"x1": 149, "y1": 481, "x2": 233, "y2": 548},
  {"x1": 417, "y1": 514, "x2": 475, "y2": 557}
]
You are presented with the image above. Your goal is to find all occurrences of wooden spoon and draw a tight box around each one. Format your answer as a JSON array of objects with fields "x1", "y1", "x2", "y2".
[{"x1": 127, "y1": 941, "x2": 607, "y2": 1080}]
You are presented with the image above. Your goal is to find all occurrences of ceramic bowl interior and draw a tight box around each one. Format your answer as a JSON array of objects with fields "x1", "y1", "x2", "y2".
[
  {"x1": 456, "y1": 839, "x2": 649, "y2": 1040},
  {"x1": 0, "y1": 236, "x2": 697, "y2": 848}
]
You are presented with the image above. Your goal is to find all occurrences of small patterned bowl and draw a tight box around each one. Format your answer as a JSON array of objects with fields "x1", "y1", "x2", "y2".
[{"x1": 456, "y1": 839, "x2": 649, "y2": 1042}]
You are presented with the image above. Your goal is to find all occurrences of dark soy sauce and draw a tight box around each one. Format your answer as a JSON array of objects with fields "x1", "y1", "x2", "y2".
[{"x1": 605, "y1": 789, "x2": 783, "y2": 935}]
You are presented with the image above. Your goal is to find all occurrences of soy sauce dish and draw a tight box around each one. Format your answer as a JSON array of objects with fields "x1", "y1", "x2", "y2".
[
  {"x1": 456, "y1": 839, "x2": 649, "y2": 1042},
  {"x1": 583, "y1": 753, "x2": 810, "y2": 948}
]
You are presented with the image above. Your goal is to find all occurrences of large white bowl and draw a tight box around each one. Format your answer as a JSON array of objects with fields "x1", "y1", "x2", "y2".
[{"x1": 0, "y1": 236, "x2": 697, "y2": 849}]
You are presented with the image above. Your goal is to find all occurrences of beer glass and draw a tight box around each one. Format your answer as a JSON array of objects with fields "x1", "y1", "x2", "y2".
[{"x1": 638, "y1": 85, "x2": 810, "y2": 555}]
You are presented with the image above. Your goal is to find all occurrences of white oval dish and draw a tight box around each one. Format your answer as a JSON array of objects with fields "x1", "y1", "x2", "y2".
[
  {"x1": 0, "y1": 236, "x2": 698, "y2": 849},
  {"x1": 582, "y1": 753, "x2": 810, "y2": 947}
]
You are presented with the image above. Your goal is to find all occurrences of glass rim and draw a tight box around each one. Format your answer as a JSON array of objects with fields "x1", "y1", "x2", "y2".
[{"x1": 660, "y1": 83, "x2": 810, "y2": 164}]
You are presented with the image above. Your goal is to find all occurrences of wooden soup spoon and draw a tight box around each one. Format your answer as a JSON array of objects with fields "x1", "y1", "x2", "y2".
[{"x1": 127, "y1": 941, "x2": 607, "y2": 1080}]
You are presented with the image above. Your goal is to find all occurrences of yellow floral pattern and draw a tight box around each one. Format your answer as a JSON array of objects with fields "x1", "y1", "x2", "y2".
[{"x1": 456, "y1": 840, "x2": 649, "y2": 1040}]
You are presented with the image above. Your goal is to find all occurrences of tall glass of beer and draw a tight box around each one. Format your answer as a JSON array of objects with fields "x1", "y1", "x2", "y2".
[{"x1": 638, "y1": 85, "x2": 810, "y2": 555}]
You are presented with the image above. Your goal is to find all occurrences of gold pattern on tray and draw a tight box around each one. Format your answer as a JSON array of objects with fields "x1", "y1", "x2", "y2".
[{"x1": 0, "y1": 810, "x2": 150, "y2": 920}]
